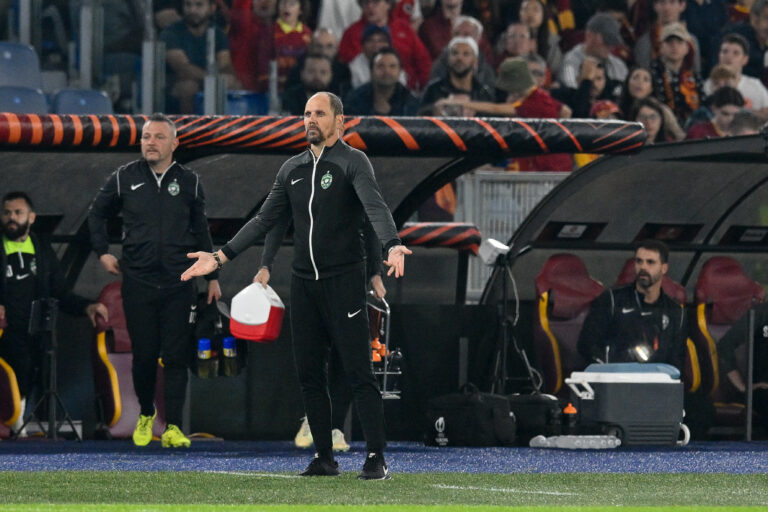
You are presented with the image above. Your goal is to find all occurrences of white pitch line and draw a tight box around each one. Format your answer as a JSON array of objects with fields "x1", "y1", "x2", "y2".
[
  {"x1": 432, "y1": 484, "x2": 579, "y2": 496},
  {"x1": 207, "y1": 471, "x2": 301, "y2": 479}
]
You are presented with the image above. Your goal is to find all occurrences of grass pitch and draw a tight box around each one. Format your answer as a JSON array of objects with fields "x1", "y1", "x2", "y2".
[{"x1": 0, "y1": 472, "x2": 767, "y2": 510}]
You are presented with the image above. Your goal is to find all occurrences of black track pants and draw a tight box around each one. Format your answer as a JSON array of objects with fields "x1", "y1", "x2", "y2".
[
  {"x1": 290, "y1": 268, "x2": 386, "y2": 454},
  {"x1": 121, "y1": 276, "x2": 195, "y2": 427}
]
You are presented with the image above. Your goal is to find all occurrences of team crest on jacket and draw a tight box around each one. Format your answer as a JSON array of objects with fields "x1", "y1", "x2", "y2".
[
  {"x1": 168, "y1": 180, "x2": 180, "y2": 196},
  {"x1": 321, "y1": 171, "x2": 333, "y2": 190}
]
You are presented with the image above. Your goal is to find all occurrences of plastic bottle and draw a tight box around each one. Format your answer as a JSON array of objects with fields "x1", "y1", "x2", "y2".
[
  {"x1": 529, "y1": 434, "x2": 621, "y2": 449},
  {"x1": 222, "y1": 336, "x2": 239, "y2": 377},
  {"x1": 197, "y1": 338, "x2": 214, "y2": 378},
  {"x1": 562, "y1": 402, "x2": 578, "y2": 434}
]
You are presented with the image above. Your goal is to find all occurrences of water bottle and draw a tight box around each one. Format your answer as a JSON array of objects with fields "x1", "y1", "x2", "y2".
[
  {"x1": 222, "y1": 336, "x2": 239, "y2": 377},
  {"x1": 197, "y1": 338, "x2": 214, "y2": 378},
  {"x1": 562, "y1": 402, "x2": 578, "y2": 435}
]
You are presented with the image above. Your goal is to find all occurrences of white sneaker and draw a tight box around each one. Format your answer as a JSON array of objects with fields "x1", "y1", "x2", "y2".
[
  {"x1": 294, "y1": 416, "x2": 313, "y2": 448},
  {"x1": 332, "y1": 428, "x2": 350, "y2": 452}
]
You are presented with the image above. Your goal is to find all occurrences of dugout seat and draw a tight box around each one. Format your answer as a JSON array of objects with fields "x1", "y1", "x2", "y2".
[
  {"x1": 0, "y1": 318, "x2": 22, "y2": 439},
  {"x1": 615, "y1": 258, "x2": 701, "y2": 393},
  {"x1": 691, "y1": 257, "x2": 764, "y2": 426},
  {"x1": 92, "y1": 281, "x2": 166, "y2": 439},
  {"x1": 534, "y1": 254, "x2": 604, "y2": 395},
  {"x1": 0, "y1": 86, "x2": 48, "y2": 114}
]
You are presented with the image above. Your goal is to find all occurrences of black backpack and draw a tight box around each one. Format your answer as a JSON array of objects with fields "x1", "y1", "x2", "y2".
[{"x1": 424, "y1": 384, "x2": 516, "y2": 447}]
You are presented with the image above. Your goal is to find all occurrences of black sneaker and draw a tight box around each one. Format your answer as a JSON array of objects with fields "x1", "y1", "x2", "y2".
[
  {"x1": 358, "y1": 452, "x2": 391, "y2": 480},
  {"x1": 300, "y1": 455, "x2": 340, "y2": 477}
]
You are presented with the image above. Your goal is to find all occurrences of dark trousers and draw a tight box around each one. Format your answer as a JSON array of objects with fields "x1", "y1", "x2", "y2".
[
  {"x1": 121, "y1": 276, "x2": 195, "y2": 427},
  {"x1": 0, "y1": 327, "x2": 38, "y2": 397},
  {"x1": 291, "y1": 268, "x2": 386, "y2": 454}
]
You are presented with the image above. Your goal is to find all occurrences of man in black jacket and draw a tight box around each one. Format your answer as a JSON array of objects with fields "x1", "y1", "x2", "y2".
[
  {"x1": 182, "y1": 92, "x2": 411, "y2": 480},
  {"x1": 88, "y1": 113, "x2": 221, "y2": 448},
  {"x1": 577, "y1": 240, "x2": 686, "y2": 370},
  {"x1": 0, "y1": 191, "x2": 108, "y2": 434}
]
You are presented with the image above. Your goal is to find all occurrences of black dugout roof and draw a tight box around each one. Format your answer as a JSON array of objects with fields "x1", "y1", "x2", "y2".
[{"x1": 482, "y1": 134, "x2": 768, "y2": 303}]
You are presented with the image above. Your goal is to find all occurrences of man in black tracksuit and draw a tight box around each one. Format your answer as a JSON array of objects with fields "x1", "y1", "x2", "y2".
[
  {"x1": 1, "y1": 191, "x2": 108, "y2": 434},
  {"x1": 181, "y1": 92, "x2": 411, "y2": 480},
  {"x1": 88, "y1": 113, "x2": 221, "y2": 448},
  {"x1": 577, "y1": 240, "x2": 686, "y2": 369},
  {"x1": 255, "y1": 215, "x2": 387, "y2": 452}
]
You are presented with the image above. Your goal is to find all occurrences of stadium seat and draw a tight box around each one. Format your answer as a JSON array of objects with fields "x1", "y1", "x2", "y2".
[
  {"x1": 615, "y1": 258, "x2": 701, "y2": 393},
  {"x1": 92, "y1": 282, "x2": 166, "y2": 439},
  {"x1": 0, "y1": 86, "x2": 48, "y2": 114},
  {"x1": 534, "y1": 254, "x2": 604, "y2": 395},
  {"x1": 691, "y1": 256, "x2": 764, "y2": 422},
  {"x1": 0, "y1": 42, "x2": 43, "y2": 89},
  {"x1": 51, "y1": 89, "x2": 114, "y2": 114},
  {"x1": 0, "y1": 317, "x2": 22, "y2": 439},
  {"x1": 194, "y1": 90, "x2": 269, "y2": 115}
]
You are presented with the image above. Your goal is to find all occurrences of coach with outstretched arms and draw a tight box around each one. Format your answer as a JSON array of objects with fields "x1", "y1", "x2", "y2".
[{"x1": 182, "y1": 92, "x2": 411, "y2": 480}]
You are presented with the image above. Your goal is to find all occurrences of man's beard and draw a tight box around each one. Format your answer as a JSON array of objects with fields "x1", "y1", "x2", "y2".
[
  {"x1": 184, "y1": 14, "x2": 207, "y2": 29},
  {"x1": 450, "y1": 65, "x2": 473, "y2": 79},
  {"x1": 306, "y1": 125, "x2": 328, "y2": 145},
  {"x1": 2, "y1": 220, "x2": 28, "y2": 240},
  {"x1": 636, "y1": 271, "x2": 660, "y2": 289},
  {"x1": 304, "y1": 81, "x2": 329, "y2": 94}
]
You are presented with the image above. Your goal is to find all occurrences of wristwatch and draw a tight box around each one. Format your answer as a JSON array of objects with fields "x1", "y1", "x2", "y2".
[{"x1": 212, "y1": 251, "x2": 224, "y2": 270}]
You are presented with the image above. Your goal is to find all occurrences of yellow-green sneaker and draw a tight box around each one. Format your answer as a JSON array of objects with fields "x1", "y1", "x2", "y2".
[
  {"x1": 161, "y1": 424, "x2": 191, "y2": 448},
  {"x1": 132, "y1": 410, "x2": 156, "y2": 447}
]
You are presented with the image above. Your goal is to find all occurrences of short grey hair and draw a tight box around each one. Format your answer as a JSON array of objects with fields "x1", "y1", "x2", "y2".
[{"x1": 144, "y1": 112, "x2": 177, "y2": 138}]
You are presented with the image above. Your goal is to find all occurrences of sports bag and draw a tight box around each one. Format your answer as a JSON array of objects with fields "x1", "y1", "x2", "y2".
[{"x1": 424, "y1": 384, "x2": 516, "y2": 447}]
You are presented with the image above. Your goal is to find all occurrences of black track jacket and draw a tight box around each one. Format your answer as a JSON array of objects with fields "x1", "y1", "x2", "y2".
[
  {"x1": 221, "y1": 141, "x2": 400, "y2": 280},
  {"x1": 577, "y1": 284, "x2": 687, "y2": 370},
  {"x1": 88, "y1": 159, "x2": 217, "y2": 287}
]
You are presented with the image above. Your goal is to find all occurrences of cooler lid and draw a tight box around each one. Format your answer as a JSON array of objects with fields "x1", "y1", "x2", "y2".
[{"x1": 568, "y1": 371, "x2": 680, "y2": 383}]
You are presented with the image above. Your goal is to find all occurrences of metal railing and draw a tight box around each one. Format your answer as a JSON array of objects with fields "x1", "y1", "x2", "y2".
[{"x1": 456, "y1": 170, "x2": 569, "y2": 301}]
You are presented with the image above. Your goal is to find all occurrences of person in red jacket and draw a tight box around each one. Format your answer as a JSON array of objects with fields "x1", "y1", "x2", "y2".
[
  {"x1": 229, "y1": 0, "x2": 275, "y2": 92},
  {"x1": 338, "y1": 0, "x2": 432, "y2": 91}
]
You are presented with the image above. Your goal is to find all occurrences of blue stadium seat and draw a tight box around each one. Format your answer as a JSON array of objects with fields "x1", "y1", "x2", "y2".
[
  {"x1": 0, "y1": 86, "x2": 48, "y2": 114},
  {"x1": 194, "y1": 90, "x2": 269, "y2": 115},
  {"x1": 51, "y1": 89, "x2": 114, "y2": 114},
  {"x1": 0, "y1": 42, "x2": 43, "y2": 89}
]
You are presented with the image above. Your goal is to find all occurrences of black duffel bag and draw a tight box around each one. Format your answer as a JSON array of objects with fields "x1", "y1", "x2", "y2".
[{"x1": 424, "y1": 384, "x2": 516, "y2": 447}]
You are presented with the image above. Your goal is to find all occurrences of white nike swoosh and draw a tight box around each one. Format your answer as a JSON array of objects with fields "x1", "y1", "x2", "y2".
[
  {"x1": 347, "y1": 309, "x2": 361, "y2": 318},
  {"x1": 131, "y1": 183, "x2": 145, "y2": 190},
  {"x1": 291, "y1": 178, "x2": 303, "y2": 185},
  {"x1": 621, "y1": 308, "x2": 635, "y2": 314},
  {"x1": 641, "y1": 312, "x2": 653, "y2": 316},
  {"x1": 15, "y1": 273, "x2": 30, "y2": 280}
]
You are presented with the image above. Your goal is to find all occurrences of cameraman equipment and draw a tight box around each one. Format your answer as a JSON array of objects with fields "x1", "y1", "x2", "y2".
[
  {"x1": 480, "y1": 238, "x2": 540, "y2": 394},
  {"x1": 16, "y1": 298, "x2": 81, "y2": 441}
]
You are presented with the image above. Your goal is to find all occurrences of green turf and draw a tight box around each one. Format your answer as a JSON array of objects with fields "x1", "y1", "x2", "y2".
[
  {"x1": 0, "y1": 473, "x2": 767, "y2": 508},
  {"x1": 0, "y1": 507, "x2": 767, "y2": 512}
]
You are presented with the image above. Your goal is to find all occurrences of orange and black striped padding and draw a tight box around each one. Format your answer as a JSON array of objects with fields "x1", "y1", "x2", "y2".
[
  {"x1": 398, "y1": 222, "x2": 480, "y2": 254},
  {"x1": 0, "y1": 114, "x2": 646, "y2": 157}
]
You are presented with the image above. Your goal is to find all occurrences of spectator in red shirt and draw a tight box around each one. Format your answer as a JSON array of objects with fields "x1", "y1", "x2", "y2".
[
  {"x1": 456, "y1": 57, "x2": 573, "y2": 171},
  {"x1": 338, "y1": 0, "x2": 432, "y2": 91},
  {"x1": 419, "y1": 0, "x2": 464, "y2": 60},
  {"x1": 229, "y1": 0, "x2": 275, "y2": 92},
  {"x1": 686, "y1": 86, "x2": 745, "y2": 139},
  {"x1": 273, "y1": 0, "x2": 312, "y2": 93}
]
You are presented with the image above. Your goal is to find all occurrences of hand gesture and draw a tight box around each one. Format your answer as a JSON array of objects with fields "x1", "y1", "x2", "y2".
[
  {"x1": 384, "y1": 245, "x2": 413, "y2": 278},
  {"x1": 181, "y1": 252, "x2": 220, "y2": 281}
]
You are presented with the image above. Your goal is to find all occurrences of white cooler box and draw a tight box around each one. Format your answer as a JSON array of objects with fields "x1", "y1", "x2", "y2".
[
  {"x1": 229, "y1": 283, "x2": 285, "y2": 342},
  {"x1": 566, "y1": 363, "x2": 687, "y2": 446}
]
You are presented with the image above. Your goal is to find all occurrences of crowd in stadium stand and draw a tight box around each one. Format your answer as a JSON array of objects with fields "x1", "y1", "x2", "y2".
[{"x1": 11, "y1": 0, "x2": 768, "y2": 215}]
